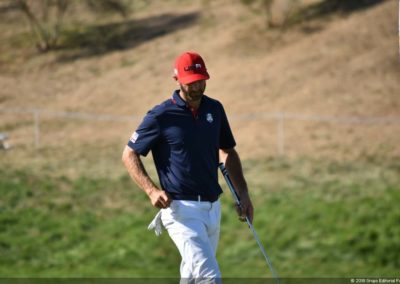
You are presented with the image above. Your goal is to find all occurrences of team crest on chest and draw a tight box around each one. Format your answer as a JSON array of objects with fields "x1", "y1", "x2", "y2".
[{"x1": 206, "y1": 113, "x2": 213, "y2": 123}]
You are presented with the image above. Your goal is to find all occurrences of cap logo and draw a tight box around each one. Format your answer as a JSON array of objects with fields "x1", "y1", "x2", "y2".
[{"x1": 184, "y1": 64, "x2": 202, "y2": 71}]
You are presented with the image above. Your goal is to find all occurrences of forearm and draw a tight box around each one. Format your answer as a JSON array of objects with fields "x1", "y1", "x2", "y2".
[
  {"x1": 221, "y1": 149, "x2": 249, "y2": 196},
  {"x1": 122, "y1": 146, "x2": 159, "y2": 196}
]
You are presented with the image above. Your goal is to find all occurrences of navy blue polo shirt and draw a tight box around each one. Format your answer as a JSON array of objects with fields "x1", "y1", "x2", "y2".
[{"x1": 127, "y1": 90, "x2": 236, "y2": 199}]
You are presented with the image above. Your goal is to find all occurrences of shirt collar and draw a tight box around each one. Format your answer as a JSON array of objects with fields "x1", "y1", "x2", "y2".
[
  {"x1": 172, "y1": 90, "x2": 187, "y2": 108},
  {"x1": 172, "y1": 89, "x2": 208, "y2": 110}
]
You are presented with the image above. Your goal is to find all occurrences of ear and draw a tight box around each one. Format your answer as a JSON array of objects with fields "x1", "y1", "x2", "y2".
[
  {"x1": 173, "y1": 68, "x2": 179, "y2": 82},
  {"x1": 173, "y1": 76, "x2": 180, "y2": 86}
]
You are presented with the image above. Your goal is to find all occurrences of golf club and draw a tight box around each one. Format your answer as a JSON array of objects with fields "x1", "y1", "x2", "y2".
[{"x1": 219, "y1": 163, "x2": 280, "y2": 284}]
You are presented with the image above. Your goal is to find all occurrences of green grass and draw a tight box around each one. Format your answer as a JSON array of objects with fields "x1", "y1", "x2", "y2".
[{"x1": 0, "y1": 157, "x2": 399, "y2": 277}]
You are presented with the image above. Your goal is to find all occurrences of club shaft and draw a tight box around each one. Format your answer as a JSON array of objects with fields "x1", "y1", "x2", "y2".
[
  {"x1": 219, "y1": 163, "x2": 280, "y2": 284},
  {"x1": 247, "y1": 218, "x2": 280, "y2": 283}
]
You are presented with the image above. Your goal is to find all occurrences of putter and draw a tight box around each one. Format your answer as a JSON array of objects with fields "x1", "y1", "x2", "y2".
[{"x1": 219, "y1": 163, "x2": 280, "y2": 284}]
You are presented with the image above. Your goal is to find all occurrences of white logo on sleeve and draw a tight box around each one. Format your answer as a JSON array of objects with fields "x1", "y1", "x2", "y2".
[
  {"x1": 206, "y1": 113, "x2": 213, "y2": 123},
  {"x1": 130, "y1": 131, "x2": 139, "y2": 143}
]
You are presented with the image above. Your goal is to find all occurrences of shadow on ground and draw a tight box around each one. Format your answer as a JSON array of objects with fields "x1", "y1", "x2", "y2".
[
  {"x1": 277, "y1": 0, "x2": 386, "y2": 35},
  {"x1": 296, "y1": 0, "x2": 384, "y2": 25},
  {"x1": 56, "y1": 11, "x2": 199, "y2": 62}
]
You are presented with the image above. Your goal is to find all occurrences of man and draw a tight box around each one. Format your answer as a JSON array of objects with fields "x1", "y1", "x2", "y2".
[{"x1": 122, "y1": 51, "x2": 254, "y2": 283}]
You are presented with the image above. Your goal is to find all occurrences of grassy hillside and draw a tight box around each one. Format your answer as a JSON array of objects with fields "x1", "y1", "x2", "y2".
[{"x1": 1, "y1": 157, "x2": 399, "y2": 277}]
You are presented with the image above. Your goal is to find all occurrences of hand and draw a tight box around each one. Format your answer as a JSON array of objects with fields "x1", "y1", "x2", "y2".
[
  {"x1": 235, "y1": 191, "x2": 254, "y2": 224},
  {"x1": 148, "y1": 188, "x2": 172, "y2": 209}
]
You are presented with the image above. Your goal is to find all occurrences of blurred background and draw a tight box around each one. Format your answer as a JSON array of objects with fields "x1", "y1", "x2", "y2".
[{"x1": 0, "y1": 0, "x2": 399, "y2": 279}]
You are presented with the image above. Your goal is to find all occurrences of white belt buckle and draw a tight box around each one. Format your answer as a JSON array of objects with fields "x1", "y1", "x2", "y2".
[{"x1": 198, "y1": 195, "x2": 201, "y2": 202}]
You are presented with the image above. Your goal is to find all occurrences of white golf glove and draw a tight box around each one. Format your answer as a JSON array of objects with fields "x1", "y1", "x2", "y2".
[{"x1": 147, "y1": 210, "x2": 163, "y2": 236}]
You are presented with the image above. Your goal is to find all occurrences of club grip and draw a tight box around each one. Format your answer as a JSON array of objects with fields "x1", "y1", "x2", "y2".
[{"x1": 218, "y1": 163, "x2": 241, "y2": 203}]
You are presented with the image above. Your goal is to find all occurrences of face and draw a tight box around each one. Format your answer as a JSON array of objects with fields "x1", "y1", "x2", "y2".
[{"x1": 179, "y1": 80, "x2": 206, "y2": 104}]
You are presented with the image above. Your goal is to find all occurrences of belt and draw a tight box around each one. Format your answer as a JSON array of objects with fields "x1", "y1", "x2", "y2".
[{"x1": 171, "y1": 194, "x2": 219, "y2": 202}]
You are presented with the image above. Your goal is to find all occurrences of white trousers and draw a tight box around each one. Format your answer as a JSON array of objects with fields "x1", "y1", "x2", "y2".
[{"x1": 161, "y1": 200, "x2": 222, "y2": 284}]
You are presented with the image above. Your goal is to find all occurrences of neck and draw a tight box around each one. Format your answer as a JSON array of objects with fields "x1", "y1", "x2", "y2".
[{"x1": 179, "y1": 91, "x2": 201, "y2": 109}]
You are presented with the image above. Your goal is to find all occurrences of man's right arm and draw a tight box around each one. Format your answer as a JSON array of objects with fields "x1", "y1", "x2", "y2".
[{"x1": 122, "y1": 146, "x2": 171, "y2": 208}]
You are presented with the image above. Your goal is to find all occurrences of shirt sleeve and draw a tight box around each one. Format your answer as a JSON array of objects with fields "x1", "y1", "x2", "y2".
[
  {"x1": 127, "y1": 110, "x2": 160, "y2": 156},
  {"x1": 219, "y1": 103, "x2": 236, "y2": 149}
]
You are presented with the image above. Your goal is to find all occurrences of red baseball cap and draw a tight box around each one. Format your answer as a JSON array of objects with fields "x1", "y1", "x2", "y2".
[{"x1": 174, "y1": 52, "x2": 210, "y2": 84}]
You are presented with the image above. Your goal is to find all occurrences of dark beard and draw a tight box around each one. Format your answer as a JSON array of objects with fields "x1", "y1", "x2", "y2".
[
  {"x1": 180, "y1": 86, "x2": 204, "y2": 103},
  {"x1": 187, "y1": 91, "x2": 203, "y2": 101}
]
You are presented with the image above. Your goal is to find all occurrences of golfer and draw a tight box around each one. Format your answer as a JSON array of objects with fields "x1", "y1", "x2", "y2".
[{"x1": 122, "y1": 51, "x2": 254, "y2": 283}]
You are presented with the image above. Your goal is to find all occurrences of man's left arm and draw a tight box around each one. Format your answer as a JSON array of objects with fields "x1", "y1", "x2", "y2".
[{"x1": 219, "y1": 148, "x2": 254, "y2": 223}]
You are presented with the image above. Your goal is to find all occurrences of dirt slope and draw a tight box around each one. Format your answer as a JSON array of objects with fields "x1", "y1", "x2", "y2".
[{"x1": 0, "y1": 0, "x2": 399, "y2": 159}]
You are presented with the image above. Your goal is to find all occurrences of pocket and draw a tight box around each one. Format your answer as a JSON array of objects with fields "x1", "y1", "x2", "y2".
[
  {"x1": 169, "y1": 200, "x2": 179, "y2": 213},
  {"x1": 161, "y1": 201, "x2": 179, "y2": 227},
  {"x1": 213, "y1": 201, "x2": 222, "y2": 223}
]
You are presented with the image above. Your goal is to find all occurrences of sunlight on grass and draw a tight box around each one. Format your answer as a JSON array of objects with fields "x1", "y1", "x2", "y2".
[{"x1": 1, "y1": 157, "x2": 399, "y2": 277}]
